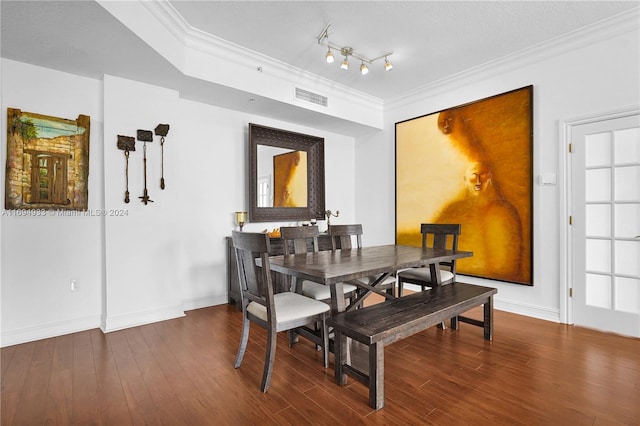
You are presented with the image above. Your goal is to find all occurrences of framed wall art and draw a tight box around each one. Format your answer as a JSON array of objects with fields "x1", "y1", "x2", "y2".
[
  {"x1": 395, "y1": 86, "x2": 533, "y2": 285},
  {"x1": 5, "y1": 108, "x2": 90, "y2": 210}
]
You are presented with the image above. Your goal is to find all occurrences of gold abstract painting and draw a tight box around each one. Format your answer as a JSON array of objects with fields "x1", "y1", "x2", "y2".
[
  {"x1": 396, "y1": 86, "x2": 532, "y2": 285},
  {"x1": 5, "y1": 108, "x2": 90, "y2": 210}
]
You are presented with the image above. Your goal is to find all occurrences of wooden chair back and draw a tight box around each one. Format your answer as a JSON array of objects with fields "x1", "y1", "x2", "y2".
[
  {"x1": 420, "y1": 223, "x2": 461, "y2": 275},
  {"x1": 232, "y1": 231, "x2": 274, "y2": 314},
  {"x1": 280, "y1": 226, "x2": 320, "y2": 255},
  {"x1": 328, "y1": 224, "x2": 363, "y2": 250}
]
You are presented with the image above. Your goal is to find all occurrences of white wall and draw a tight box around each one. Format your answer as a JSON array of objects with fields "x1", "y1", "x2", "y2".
[
  {"x1": 354, "y1": 17, "x2": 640, "y2": 322},
  {"x1": 175, "y1": 97, "x2": 356, "y2": 311},
  {"x1": 0, "y1": 59, "x2": 356, "y2": 346},
  {"x1": 1, "y1": 60, "x2": 104, "y2": 343},
  {"x1": 102, "y1": 75, "x2": 184, "y2": 331}
]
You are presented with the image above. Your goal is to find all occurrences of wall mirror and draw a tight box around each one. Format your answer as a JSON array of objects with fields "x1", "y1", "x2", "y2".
[{"x1": 249, "y1": 123, "x2": 325, "y2": 222}]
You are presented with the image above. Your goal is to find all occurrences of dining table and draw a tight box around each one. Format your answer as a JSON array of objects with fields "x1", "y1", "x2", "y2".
[
  {"x1": 264, "y1": 244, "x2": 474, "y2": 315},
  {"x1": 261, "y1": 243, "x2": 474, "y2": 389}
]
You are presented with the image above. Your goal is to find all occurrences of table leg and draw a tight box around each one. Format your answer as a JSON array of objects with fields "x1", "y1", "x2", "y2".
[
  {"x1": 330, "y1": 282, "x2": 350, "y2": 384},
  {"x1": 329, "y1": 282, "x2": 346, "y2": 315},
  {"x1": 334, "y1": 329, "x2": 347, "y2": 385},
  {"x1": 430, "y1": 263, "x2": 447, "y2": 329}
]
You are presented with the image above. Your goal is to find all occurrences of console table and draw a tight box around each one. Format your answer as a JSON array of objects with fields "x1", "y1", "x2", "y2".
[{"x1": 225, "y1": 233, "x2": 335, "y2": 309}]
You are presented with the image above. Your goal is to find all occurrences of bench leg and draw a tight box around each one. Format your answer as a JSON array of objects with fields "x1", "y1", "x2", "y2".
[
  {"x1": 484, "y1": 296, "x2": 494, "y2": 341},
  {"x1": 369, "y1": 342, "x2": 385, "y2": 410}
]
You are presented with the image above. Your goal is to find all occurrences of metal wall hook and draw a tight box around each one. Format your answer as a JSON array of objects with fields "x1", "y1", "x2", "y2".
[
  {"x1": 155, "y1": 124, "x2": 170, "y2": 190},
  {"x1": 116, "y1": 135, "x2": 136, "y2": 203}
]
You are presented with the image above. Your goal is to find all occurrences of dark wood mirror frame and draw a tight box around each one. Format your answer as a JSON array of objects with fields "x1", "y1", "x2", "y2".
[{"x1": 248, "y1": 123, "x2": 325, "y2": 222}]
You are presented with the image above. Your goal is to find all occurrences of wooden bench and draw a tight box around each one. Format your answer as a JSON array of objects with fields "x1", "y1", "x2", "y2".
[{"x1": 328, "y1": 282, "x2": 497, "y2": 410}]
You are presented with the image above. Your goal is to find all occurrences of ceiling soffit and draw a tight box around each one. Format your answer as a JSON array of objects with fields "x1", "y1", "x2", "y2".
[{"x1": 97, "y1": 0, "x2": 384, "y2": 131}]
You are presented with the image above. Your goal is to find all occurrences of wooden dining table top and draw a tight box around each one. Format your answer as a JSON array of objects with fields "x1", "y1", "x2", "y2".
[{"x1": 264, "y1": 244, "x2": 473, "y2": 286}]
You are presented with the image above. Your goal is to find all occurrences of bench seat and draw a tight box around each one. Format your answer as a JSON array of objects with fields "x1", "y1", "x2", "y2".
[{"x1": 328, "y1": 282, "x2": 497, "y2": 410}]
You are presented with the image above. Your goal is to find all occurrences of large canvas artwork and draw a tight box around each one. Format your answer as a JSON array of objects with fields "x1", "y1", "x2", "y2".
[
  {"x1": 5, "y1": 108, "x2": 90, "y2": 210},
  {"x1": 396, "y1": 86, "x2": 533, "y2": 285}
]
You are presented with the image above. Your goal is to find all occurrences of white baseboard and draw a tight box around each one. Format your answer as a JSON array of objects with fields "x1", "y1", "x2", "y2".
[
  {"x1": 182, "y1": 294, "x2": 228, "y2": 312},
  {"x1": 0, "y1": 296, "x2": 233, "y2": 347},
  {"x1": 0, "y1": 314, "x2": 102, "y2": 348},
  {"x1": 1, "y1": 289, "x2": 560, "y2": 348},
  {"x1": 101, "y1": 304, "x2": 185, "y2": 333},
  {"x1": 402, "y1": 283, "x2": 561, "y2": 324},
  {"x1": 494, "y1": 299, "x2": 561, "y2": 323}
]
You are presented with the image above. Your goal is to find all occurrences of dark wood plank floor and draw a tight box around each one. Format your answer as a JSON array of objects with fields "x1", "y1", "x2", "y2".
[{"x1": 2, "y1": 302, "x2": 639, "y2": 425}]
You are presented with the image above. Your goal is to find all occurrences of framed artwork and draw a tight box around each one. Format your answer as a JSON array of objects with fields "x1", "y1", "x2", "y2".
[
  {"x1": 5, "y1": 108, "x2": 90, "y2": 210},
  {"x1": 396, "y1": 86, "x2": 533, "y2": 285}
]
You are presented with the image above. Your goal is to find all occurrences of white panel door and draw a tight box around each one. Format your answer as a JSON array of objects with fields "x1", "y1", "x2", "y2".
[{"x1": 571, "y1": 114, "x2": 640, "y2": 337}]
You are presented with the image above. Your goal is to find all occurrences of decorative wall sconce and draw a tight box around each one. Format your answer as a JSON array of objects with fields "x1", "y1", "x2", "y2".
[
  {"x1": 317, "y1": 24, "x2": 393, "y2": 75},
  {"x1": 155, "y1": 123, "x2": 170, "y2": 190},
  {"x1": 235, "y1": 211, "x2": 248, "y2": 231},
  {"x1": 116, "y1": 135, "x2": 136, "y2": 203},
  {"x1": 324, "y1": 209, "x2": 339, "y2": 228},
  {"x1": 137, "y1": 129, "x2": 153, "y2": 205}
]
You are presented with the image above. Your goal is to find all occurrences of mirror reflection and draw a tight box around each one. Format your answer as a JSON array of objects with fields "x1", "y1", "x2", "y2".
[{"x1": 257, "y1": 146, "x2": 308, "y2": 208}]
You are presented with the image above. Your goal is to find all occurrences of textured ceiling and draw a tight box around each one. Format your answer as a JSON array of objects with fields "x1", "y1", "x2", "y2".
[{"x1": 169, "y1": 0, "x2": 638, "y2": 99}]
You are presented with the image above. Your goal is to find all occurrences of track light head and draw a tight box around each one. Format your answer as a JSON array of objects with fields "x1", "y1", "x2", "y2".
[
  {"x1": 326, "y1": 48, "x2": 334, "y2": 63},
  {"x1": 340, "y1": 47, "x2": 352, "y2": 70},
  {"x1": 360, "y1": 62, "x2": 369, "y2": 75},
  {"x1": 385, "y1": 57, "x2": 393, "y2": 71}
]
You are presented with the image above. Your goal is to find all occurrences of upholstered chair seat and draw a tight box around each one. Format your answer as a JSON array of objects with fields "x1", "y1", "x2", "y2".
[
  {"x1": 301, "y1": 281, "x2": 358, "y2": 301},
  {"x1": 247, "y1": 292, "x2": 330, "y2": 324},
  {"x1": 396, "y1": 268, "x2": 455, "y2": 287}
]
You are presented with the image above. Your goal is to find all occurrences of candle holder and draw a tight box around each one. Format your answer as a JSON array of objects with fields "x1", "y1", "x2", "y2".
[
  {"x1": 235, "y1": 211, "x2": 247, "y2": 231},
  {"x1": 325, "y1": 209, "x2": 340, "y2": 228}
]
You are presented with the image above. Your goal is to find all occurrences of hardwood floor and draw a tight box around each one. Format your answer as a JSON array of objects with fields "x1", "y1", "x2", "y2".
[{"x1": 2, "y1": 303, "x2": 638, "y2": 425}]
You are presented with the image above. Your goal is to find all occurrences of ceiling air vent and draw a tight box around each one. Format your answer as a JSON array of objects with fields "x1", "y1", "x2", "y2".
[{"x1": 295, "y1": 87, "x2": 328, "y2": 107}]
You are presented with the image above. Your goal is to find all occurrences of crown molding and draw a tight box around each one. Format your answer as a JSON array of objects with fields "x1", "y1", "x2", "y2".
[
  {"x1": 141, "y1": 0, "x2": 383, "y2": 110},
  {"x1": 386, "y1": 7, "x2": 640, "y2": 110}
]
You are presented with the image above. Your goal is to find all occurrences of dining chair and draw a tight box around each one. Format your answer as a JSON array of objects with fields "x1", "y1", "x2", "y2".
[
  {"x1": 397, "y1": 223, "x2": 462, "y2": 297},
  {"x1": 232, "y1": 231, "x2": 330, "y2": 392},
  {"x1": 280, "y1": 226, "x2": 358, "y2": 302},
  {"x1": 328, "y1": 224, "x2": 396, "y2": 298}
]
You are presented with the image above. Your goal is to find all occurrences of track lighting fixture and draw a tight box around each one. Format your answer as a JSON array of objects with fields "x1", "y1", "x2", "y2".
[{"x1": 317, "y1": 24, "x2": 394, "y2": 75}]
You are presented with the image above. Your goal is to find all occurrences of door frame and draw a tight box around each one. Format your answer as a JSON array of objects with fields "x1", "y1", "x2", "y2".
[{"x1": 559, "y1": 106, "x2": 640, "y2": 325}]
